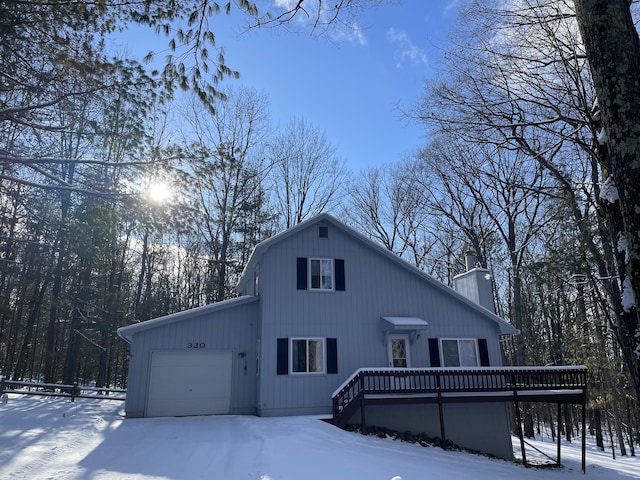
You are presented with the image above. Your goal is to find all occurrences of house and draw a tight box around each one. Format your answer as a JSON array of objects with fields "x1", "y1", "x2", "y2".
[{"x1": 118, "y1": 213, "x2": 521, "y2": 459}]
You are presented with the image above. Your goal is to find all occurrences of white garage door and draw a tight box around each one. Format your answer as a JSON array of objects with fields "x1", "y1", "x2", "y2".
[{"x1": 146, "y1": 350, "x2": 232, "y2": 417}]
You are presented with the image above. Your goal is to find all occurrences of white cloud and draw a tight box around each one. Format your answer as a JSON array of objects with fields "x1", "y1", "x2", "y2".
[
  {"x1": 443, "y1": 0, "x2": 460, "y2": 15},
  {"x1": 273, "y1": 0, "x2": 297, "y2": 8},
  {"x1": 333, "y1": 23, "x2": 367, "y2": 46},
  {"x1": 387, "y1": 27, "x2": 428, "y2": 68}
]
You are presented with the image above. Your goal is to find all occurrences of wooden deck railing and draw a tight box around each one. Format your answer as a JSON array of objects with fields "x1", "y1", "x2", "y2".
[{"x1": 332, "y1": 366, "x2": 587, "y2": 428}]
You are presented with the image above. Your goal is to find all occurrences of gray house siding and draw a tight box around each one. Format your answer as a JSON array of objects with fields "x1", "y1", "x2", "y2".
[
  {"x1": 353, "y1": 403, "x2": 514, "y2": 460},
  {"x1": 255, "y1": 219, "x2": 507, "y2": 416},
  {"x1": 117, "y1": 214, "x2": 518, "y2": 460},
  {"x1": 123, "y1": 298, "x2": 259, "y2": 418}
]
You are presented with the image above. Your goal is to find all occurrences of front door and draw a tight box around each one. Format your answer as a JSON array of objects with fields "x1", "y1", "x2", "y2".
[{"x1": 388, "y1": 334, "x2": 410, "y2": 368}]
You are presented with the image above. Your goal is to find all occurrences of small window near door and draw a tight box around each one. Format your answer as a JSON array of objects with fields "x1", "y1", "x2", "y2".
[{"x1": 441, "y1": 339, "x2": 479, "y2": 367}]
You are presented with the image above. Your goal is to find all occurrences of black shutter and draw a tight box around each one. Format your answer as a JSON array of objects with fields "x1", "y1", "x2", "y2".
[
  {"x1": 297, "y1": 257, "x2": 307, "y2": 290},
  {"x1": 326, "y1": 338, "x2": 338, "y2": 374},
  {"x1": 335, "y1": 259, "x2": 345, "y2": 291},
  {"x1": 428, "y1": 338, "x2": 441, "y2": 367},
  {"x1": 277, "y1": 338, "x2": 289, "y2": 375},
  {"x1": 478, "y1": 338, "x2": 490, "y2": 366}
]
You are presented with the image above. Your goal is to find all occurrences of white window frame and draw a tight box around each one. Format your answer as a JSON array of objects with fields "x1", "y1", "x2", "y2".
[
  {"x1": 290, "y1": 337, "x2": 326, "y2": 374},
  {"x1": 309, "y1": 258, "x2": 334, "y2": 291},
  {"x1": 440, "y1": 338, "x2": 480, "y2": 367},
  {"x1": 387, "y1": 334, "x2": 411, "y2": 368},
  {"x1": 253, "y1": 268, "x2": 260, "y2": 296}
]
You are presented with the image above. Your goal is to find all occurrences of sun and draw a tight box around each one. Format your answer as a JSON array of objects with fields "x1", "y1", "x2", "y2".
[{"x1": 147, "y1": 181, "x2": 172, "y2": 204}]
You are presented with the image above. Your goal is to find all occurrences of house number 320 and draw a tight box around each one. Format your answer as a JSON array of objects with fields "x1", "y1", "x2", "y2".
[{"x1": 187, "y1": 342, "x2": 206, "y2": 348}]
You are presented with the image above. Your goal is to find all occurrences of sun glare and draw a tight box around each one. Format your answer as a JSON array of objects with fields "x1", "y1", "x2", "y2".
[{"x1": 147, "y1": 181, "x2": 172, "y2": 204}]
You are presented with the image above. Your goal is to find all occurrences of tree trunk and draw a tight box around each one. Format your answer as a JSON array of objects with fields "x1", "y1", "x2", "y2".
[
  {"x1": 134, "y1": 228, "x2": 149, "y2": 321},
  {"x1": 13, "y1": 279, "x2": 49, "y2": 380},
  {"x1": 62, "y1": 308, "x2": 82, "y2": 385},
  {"x1": 611, "y1": 400, "x2": 628, "y2": 456},
  {"x1": 563, "y1": 404, "x2": 573, "y2": 442},
  {"x1": 523, "y1": 409, "x2": 535, "y2": 439},
  {"x1": 594, "y1": 408, "x2": 605, "y2": 451},
  {"x1": 574, "y1": 0, "x2": 640, "y2": 409}
]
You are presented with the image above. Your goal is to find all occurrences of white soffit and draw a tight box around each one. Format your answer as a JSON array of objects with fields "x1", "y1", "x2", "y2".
[{"x1": 381, "y1": 316, "x2": 429, "y2": 330}]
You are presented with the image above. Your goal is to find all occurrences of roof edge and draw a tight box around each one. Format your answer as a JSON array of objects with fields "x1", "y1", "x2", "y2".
[
  {"x1": 236, "y1": 213, "x2": 518, "y2": 336},
  {"x1": 117, "y1": 295, "x2": 259, "y2": 344}
]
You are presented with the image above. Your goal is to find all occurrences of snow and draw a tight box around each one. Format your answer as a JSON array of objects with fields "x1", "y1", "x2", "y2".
[
  {"x1": 618, "y1": 233, "x2": 629, "y2": 264},
  {"x1": 599, "y1": 176, "x2": 619, "y2": 203},
  {"x1": 1, "y1": 396, "x2": 639, "y2": 480},
  {"x1": 621, "y1": 277, "x2": 637, "y2": 313}
]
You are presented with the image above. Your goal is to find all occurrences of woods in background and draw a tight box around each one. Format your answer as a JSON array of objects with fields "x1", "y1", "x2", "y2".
[{"x1": 1, "y1": 0, "x2": 639, "y2": 457}]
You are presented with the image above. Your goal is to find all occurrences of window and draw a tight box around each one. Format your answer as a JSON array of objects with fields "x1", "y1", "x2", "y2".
[
  {"x1": 441, "y1": 339, "x2": 479, "y2": 367},
  {"x1": 291, "y1": 338, "x2": 325, "y2": 374},
  {"x1": 277, "y1": 337, "x2": 338, "y2": 375},
  {"x1": 297, "y1": 258, "x2": 345, "y2": 291},
  {"x1": 318, "y1": 225, "x2": 329, "y2": 238},
  {"x1": 310, "y1": 258, "x2": 333, "y2": 290},
  {"x1": 253, "y1": 270, "x2": 259, "y2": 296}
]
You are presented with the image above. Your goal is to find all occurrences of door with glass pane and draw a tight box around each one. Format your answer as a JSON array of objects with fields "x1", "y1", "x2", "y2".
[{"x1": 388, "y1": 334, "x2": 410, "y2": 368}]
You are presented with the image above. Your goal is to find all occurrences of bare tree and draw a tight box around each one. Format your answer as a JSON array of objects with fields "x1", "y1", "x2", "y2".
[
  {"x1": 267, "y1": 117, "x2": 347, "y2": 228},
  {"x1": 573, "y1": 0, "x2": 640, "y2": 379},
  {"x1": 344, "y1": 162, "x2": 437, "y2": 270},
  {"x1": 415, "y1": 0, "x2": 640, "y2": 412},
  {"x1": 180, "y1": 87, "x2": 272, "y2": 302}
]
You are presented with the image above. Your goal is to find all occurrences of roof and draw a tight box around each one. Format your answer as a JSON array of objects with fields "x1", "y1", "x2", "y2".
[
  {"x1": 117, "y1": 295, "x2": 259, "y2": 343},
  {"x1": 381, "y1": 316, "x2": 429, "y2": 331},
  {"x1": 237, "y1": 213, "x2": 518, "y2": 336}
]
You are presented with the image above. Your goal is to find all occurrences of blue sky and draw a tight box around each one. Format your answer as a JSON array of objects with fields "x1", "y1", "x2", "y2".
[{"x1": 115, "y1": 2, "x2": 460, "y2": 170}]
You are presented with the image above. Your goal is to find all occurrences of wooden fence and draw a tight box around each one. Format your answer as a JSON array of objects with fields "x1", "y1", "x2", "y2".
[{"x1": 1, "y1": 376, "x2": 126, "y2": 401}]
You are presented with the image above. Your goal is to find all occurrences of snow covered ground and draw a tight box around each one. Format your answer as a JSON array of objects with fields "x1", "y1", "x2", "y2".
[{"x1": 0, "y1": 395, "x2": 638, "y2": 480}]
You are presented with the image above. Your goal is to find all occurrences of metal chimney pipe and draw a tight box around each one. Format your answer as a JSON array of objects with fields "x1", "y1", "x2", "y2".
[{"x1": 465, "y1": 251, "x2": 476, "y2": 271}]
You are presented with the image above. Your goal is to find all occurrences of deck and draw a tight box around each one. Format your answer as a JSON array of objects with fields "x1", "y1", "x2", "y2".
[{"x1": 331, "y1": 366, "x2": 587, "y2": 472}]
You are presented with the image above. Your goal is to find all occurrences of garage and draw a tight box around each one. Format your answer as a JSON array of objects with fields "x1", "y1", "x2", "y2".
[{"x1": 146, "y1": 350, "x2": 233, "y2": 417}]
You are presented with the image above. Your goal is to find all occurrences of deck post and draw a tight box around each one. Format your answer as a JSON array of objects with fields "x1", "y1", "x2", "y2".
[
  {"x1": 436, "y1": 373, "x2": 446, "y2": 450},
  {"x1": 557, "y1": 403, "x2": 562, "y2": 468},
  {"x1": 514, "y1": 391, "x2": 527, "y2": 468},
  {"x1": 360, "y1": 393, "x2": 367, "y2": 435},
  {"x1": 582, "y1": 394, "x2": 587, "y2": 474},
  {"x1": 437, "y1": 391, "x2": 446, "y2": 449}
]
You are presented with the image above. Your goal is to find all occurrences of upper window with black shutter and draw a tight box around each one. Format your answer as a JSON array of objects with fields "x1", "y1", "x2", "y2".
[{"x1": 297, "y1": 257, "x2": 345, "y2": 291}]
